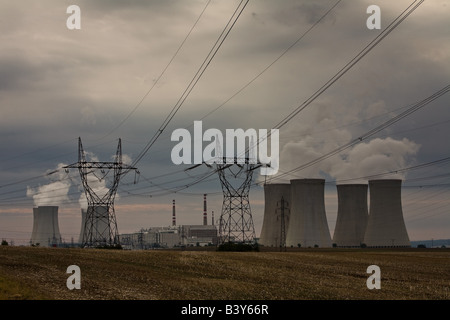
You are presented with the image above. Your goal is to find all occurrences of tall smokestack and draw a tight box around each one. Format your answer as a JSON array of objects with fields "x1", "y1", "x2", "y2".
[
  {"x1": 203, "y1": 194, "x2": 207, "y2": 225},
  {"x1": 212, "y1": 211, "x2": 214, "y2": 226},
  {"x1": 364, "y1": 179, "x2": 410, "y2": 247},
  {"x1": 172, "y1": 199, "x2": 176, "y2": 226}
]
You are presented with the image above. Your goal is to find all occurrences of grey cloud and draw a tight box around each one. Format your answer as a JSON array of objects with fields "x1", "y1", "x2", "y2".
[{"x1": 1, "y1": 1, "x2": 449, "y2": 242}]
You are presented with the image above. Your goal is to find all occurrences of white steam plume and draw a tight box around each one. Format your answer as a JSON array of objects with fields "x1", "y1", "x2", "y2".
[
  {"x1": 269, "y1": 102, "x2": 420, "y2": 183},
  {"x1": 78, "y1": 152, "x2": 130, "y2": 209},
  {"x1": 26, "y1": 163, "x2": 71, "y2": 207},
  {"x1": 329, "y1": 137, "x2": 420, "y2": 184}
]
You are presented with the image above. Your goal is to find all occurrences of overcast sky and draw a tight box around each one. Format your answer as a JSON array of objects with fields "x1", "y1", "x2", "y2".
[{"x1": 1, "y1": 0, "x2": 449, "y2": 245}]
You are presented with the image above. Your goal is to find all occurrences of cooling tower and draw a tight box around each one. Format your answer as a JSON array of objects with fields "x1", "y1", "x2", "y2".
[
  {"x1": 286, "y1": 179, "x2": 332, "y2": 248},
  {"x1": 259, "y1": 183, "x2": 291, "y2": 247},
  {"x1": 333, "y1": 184, "x2": 369, "y2": 247},
  {"x1": 364, "y1": 179, "x2": 410, "y2": 247},
  {"x1": 30, "y1": 206, "x2": 62, "y2": 247}
]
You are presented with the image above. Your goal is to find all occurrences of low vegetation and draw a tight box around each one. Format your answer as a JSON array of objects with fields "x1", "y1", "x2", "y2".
[{"x1": 0, "y1": 246, "x2": 449, "y2": 300}]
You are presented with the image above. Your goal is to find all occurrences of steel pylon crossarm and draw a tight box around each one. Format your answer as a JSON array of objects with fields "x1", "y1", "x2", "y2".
[{"x1": 64, "y1": 137, "x2": 138, "y2": 248}]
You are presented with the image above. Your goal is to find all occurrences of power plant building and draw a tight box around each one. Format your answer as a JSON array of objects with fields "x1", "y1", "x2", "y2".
[
  {"x1": 259, "y1": 183, "x2": 290, "y2": 247},
  {"x1": 120, "y1": 225, "x2": 218, "y2": 249},
  {"x1": 333, "y1": 184, "x2": 369, "y2": 247},
  {"x1": 364, "y1": 179, "x2": 411, "y2": 247},
  {"x1": 30, "y1": 206, "x2": 62, "y2": 247},
  {"x1": 286, "y1": 179, "x2": 332, "y2": 248}
]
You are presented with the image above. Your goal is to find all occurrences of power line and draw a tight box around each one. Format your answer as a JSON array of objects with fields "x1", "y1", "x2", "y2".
[
  {"x1": 99, "y1": 0, "x2": 213, "y2": 140},
  {"x1": 193, "y1": 0, "x2": 343, "y2": 124},
  {"x1": 141, "y1": 0, "x2": 343, "y2": 146},
  {"x1": 328, "y1": 155, "x2": 450, "y2": 185},
  {"x1": 0, "y1": 1, "x2": 434, "y2": 207},
  {"x1": 228, "y1": 0, "x2": 424, "y2": 165},
  {"x1": 269, "y1": 84, "x2": 450, "y2": 182},
  {"x1": 0, "y1": 1, "x2": 211, "y2": 180},
  {"x1": 272, "y1": 0, "x2": 425, "y2": 131},
  {"x1": 128, "y1": 0, "x2": 250, "y2": 171}
]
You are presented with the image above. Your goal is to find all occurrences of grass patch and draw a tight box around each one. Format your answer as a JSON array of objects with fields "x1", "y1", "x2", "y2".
[
  {"x1": 217, "y1": 242, "x2": 260, "y2": 252},
  {"x1": 0, "y1": 273, "x2": 48, "y2": 300}
]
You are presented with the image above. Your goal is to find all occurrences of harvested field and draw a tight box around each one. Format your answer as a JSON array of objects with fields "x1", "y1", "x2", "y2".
[{"x1": 0, "y1": 246, "x2": 449, "y2": 300}]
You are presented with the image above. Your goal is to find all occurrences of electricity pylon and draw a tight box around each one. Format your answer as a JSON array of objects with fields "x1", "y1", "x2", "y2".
[
  {"x1": 276, "y1": 196, "x2": 289, "y2": 251},
  {"x1": 64, "y1": 137, "x2": 138, "y2": 248},
  {"x1": 216, "y1": 157, "x2": 257, "y2": 244}
]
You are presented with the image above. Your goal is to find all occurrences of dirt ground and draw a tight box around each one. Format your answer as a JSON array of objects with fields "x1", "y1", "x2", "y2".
[{"x1": 0, "y1": 246, "x2": 449, "y2": 300}]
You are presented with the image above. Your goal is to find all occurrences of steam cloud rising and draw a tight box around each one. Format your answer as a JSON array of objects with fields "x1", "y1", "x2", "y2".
[
  {"x1": 27, "y1": 152, "x2": 131, "y2": 208},
  {"x1": 26, "y1": 163, "x2": 71, "y2": 207},
  {"x1": 270, "y1": 102, "x2": 421, "y2": 184}
]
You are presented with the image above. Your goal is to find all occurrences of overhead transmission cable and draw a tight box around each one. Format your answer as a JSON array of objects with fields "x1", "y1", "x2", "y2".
[
  {"x1": 272, "y1": 0, "x2": 425, "y2": 131},
  {"x1": 326, "y1": 155, "x2": 450, "y2": 185},
  {"x1": 267, "y1": 84, "x2": 450, "y2": 183},
  {"x1": 99, "y1": 0, "x2": 212, "y2": 140},
  {"x1": 1, "y1": 1, "x2": 246, "y2": 200},
  {"x1": 144, "y1": 0, "x2": 342, "y2": 145},
  {"x1": 127, "y1": 0, "x2": 250, "y2": 172},
  {"x1": 192, "y1": 0, "x2": 343, "y2": 124},
  {"x1": 121, "y1": 0, "x2": 425, "y2": 196},
  {"x1": 0, "y1": 1, "x2": 211, "y2": 192},
  {"x1": 230, "y1": 0, "x2": 425, "y2": 166},
  {"x1": 15, "y1": 0, "x2": 422, "y2": 198}
]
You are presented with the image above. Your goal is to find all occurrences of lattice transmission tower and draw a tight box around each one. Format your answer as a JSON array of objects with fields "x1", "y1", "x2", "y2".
[
  {"x1": 64, "y1": 137, "x2": 138, "y2": 248},
  {"x1": 216, "y1": 156, "x2": 262, "y2": 244},
  {"x1": 276, "y1": 196, "x2": 289, "y2": 251}
]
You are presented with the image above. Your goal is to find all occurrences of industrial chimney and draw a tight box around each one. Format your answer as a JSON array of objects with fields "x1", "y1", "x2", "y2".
[
  {"x1": 31, "y1": 206, "x2": 62, "y2": 247},
  {"x1": 333, "y1": 184, "x2": 369, "y2": 247},
  {"x1": 172, "y1": 199, "x2": 176, "y2": 226},
  {"x1": 364, "y1": 179, "x2": 410, "y2": 247},
  {"x1": 203, "y1": 194, "x2": 207, "y2": 226},
  {"x1": 286, "y1": 179, "x2": 332, "y2": 248},
  {"x1": 259, "y1": 183, "x2": 291, "y2": 247}
]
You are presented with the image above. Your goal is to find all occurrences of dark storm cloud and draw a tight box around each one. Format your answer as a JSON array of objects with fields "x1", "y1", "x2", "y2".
[{"x1": 0, "y1": 0, "x2": 449, "y2": 242}]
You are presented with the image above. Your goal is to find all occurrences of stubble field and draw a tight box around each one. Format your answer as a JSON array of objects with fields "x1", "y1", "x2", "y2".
[{"x1": 0, "y1": 246, "x2": 449, "y2": 300}]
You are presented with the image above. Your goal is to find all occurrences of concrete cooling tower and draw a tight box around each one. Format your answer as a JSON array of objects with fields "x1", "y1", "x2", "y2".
[
  {"x1": 286, "y1": 179, "x2": 332, "y2": 248},
  {"x1": 333, "y1": 184, "x2": 369, "y2": 247},
  {"x1": 259, "y1": 183, "x2": 291, "y2": 247},
  {"x1": 364, "y1": 179, "x2": 410, "y2": 247},
  {"x1": 30, "y1": 206, "x2": 62, "y2": 247}
]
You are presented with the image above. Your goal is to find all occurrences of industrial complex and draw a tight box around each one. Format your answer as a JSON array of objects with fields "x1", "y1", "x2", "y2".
[{"x1": 29, "y1": 177, "x2": 411, "y2": 249}]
